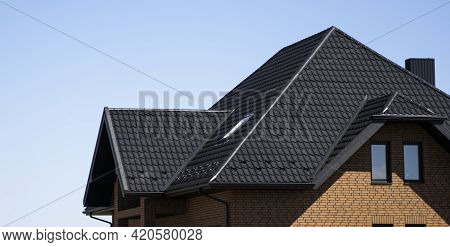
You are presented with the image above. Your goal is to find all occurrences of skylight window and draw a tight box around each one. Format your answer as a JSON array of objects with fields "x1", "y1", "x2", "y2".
[{"x1": 222, "y1": 114, "x2": 253, "y2": 139}]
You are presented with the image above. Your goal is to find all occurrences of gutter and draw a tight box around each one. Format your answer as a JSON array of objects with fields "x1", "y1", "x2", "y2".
[
  {"x1": 89, "y1": 213, "x2": 112, "y2": 226},
  {"x1": 210, "y1": 183, "x2": 314, "y2": 189},
  {"x1": 166, "y1": 182, "x2": 313, "y2": 197},
  {"x1": 198, "y1": 189, "x2": 229, "y2": 227},
  {"x1": 124, "y1": 191, "x2": 164, "y2": 197}
]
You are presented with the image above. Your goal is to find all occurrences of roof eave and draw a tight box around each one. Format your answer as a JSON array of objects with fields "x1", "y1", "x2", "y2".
[
  {"x1": 371, "y1": 114, "x2": 447, "y2": 123},
  {"x1": 164, "y1": 182, "x2": 314, "y2": 197},
  {"x1": 210, "y1": 182, "x2": 314, "y2": 190},
  {"x1": 164, "y1": 183, "x2": 212, "y2": 198},
  {"x1": 83, "y1": 207, "x2": 113, "y2": 216},
  {"x1": 123, "y1": 191, "x2": 165, "y2": 197}
]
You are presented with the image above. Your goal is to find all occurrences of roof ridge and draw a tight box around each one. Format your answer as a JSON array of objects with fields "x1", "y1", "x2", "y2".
[
  {"x1": 333, "y1": 27, "x2": 450, "y2": 100},
  {"x1": 392, "y1": 92, "x2": 436, "y2": 115},
  {"x1": 107, "y1": 108, "x2": 231, "y2": 113},
  {"x1": 278, "y1": 26, "x2": 335, "y2": 53},
  {"x1": 209, "y1": 26, "x2": 335, "y2": 110},
  {"x1": 381, "y1": 92, "x2": 399, "y2": 113},
  {"x1": 208, "y1": 26, "x2": 337, "y2": 184}
]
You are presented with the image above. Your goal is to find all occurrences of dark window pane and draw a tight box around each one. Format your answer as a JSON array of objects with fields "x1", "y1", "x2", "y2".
[
  {"x1": 371, "y1": 144, "x2": 387, "y2": 181},
  {"x1": 404, "y1": 144, "x2": 420, "y2": 181},
  {"x1": 405, "y1": 224, "x2": 426, "y2": 227},
  {"x1": 372, "y1": 224, "x2": 393, "y2": 227}
]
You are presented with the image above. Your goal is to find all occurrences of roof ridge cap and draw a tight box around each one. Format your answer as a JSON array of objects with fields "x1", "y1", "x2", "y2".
[
  {"x1": 382, "y1": 92, "x2": 398, "y2": 113},
  {"x1": 278, "y1": 26, "x2": 335, "y2": 52},
  {"x1": 208, "y1": 27, "x2": 337, "y2": 184},
  {"x1": 209, "y1": 26, "x2": 335, "y2": 110},
  {"x1": 107, "y1": 108, "x2": 231, "y2": 113}
]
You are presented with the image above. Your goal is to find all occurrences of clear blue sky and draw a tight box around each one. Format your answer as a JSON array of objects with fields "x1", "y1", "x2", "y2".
[{"x1": 0, "y1": 0, "x2": 448, "y2": 226}]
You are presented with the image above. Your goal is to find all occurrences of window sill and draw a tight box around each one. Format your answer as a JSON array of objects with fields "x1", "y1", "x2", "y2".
[
  {"x1": 404, "y1": 180, "x2": 423, "y2": 185},
  {"x1": 371, "y1": 181, "x2": 391, "y2": 185}
]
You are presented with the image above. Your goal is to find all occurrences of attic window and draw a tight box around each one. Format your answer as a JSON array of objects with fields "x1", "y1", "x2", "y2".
[
  {"x1": 370, "y1": 142, "x2": 391, "y2": 184},
  {"x1": 403, "y1": 143, "x2": 422, "y2": 183},
  {"x1": 222, "y1": 114, "x2": 253, "y2": 139}
]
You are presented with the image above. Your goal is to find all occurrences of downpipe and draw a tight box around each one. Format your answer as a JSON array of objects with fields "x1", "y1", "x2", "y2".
[{"x1": 198, "y1": 189, "x2": 229, "y2": 227}]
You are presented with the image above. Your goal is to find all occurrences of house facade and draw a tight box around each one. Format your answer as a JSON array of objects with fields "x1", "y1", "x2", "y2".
[{"x1": 83, "y1": 27, "x2": 450, "y2": 227}]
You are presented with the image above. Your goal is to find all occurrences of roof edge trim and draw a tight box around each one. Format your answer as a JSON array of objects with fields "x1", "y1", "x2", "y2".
[
  {"x1": 108, "y1": 108, "x2": 231, "y2": 113},
  {"x1": 313, "y1": 122, "x2": 385, "y2": 189},
  {"x1": 395, "y1": 93, "x2": 436, "y2": 115},
  {"x1": 371, "y1": 114, "x2": 447, "y2": 122},
  {"x1": 165, "y1": 183, "x2": 211, "y2": 197},
  {"x1": 123, "y1": 191, "x2": 164, "y2": 197},
  {"x1": 104, "y1": 107, "x2": 129, "y2": 192},
  {"x1": 209, "y1": 26, "x2": 337, "y2": 184},
  {"x1": 210, "y1": 182, "x2": 314, "y2": 188},
  {"x1": 83, "y1": 207, "x2": 113, "y2": 216}
]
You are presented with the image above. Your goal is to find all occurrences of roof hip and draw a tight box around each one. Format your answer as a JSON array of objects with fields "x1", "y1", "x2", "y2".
[{"x1": 208, "y1": 27, "x2": 337, "y2": 184}]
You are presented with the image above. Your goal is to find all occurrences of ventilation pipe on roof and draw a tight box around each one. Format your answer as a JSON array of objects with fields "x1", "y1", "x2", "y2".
[{"x1": 405, "y1": 58, "x2": 435, "y2": 86}]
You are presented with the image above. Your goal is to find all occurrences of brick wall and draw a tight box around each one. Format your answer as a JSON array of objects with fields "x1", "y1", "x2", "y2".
[
  {"x1": 112, "y1": 189, "x2": 230, "y2": 227},
  {"x1": 114, "y1": 122, "x2": 450, "y2": 227},
  {"x1": 156, "y1": 192, "x2": 231, "y2": 227},
  {"x1": 229, "y1": 123, "x2": 450, "y2": 226}
]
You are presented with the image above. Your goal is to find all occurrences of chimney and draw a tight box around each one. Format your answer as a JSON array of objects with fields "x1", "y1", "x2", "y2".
[{"x1": 405, "y1": 58, "x2": 435, "y2": 85}]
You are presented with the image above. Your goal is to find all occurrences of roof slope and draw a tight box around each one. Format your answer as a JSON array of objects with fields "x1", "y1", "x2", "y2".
[
  {"x1": 167, "y1": 27, "x2": 334, "y2": 191},
  {"x1": 168, "y1": 26, "x2": 450, "y2": 192},
  {"x1": 323, "y1": 92, "x2": 443, "y2": 166},
  {"x1": 106, "y1": 109, "x2": 229, "y2": 193},
  {"x1": 212, "y1": 28, "x2": 450, "y2": 187},
  {"x1": 312, "y1": 92, "x2": 447, "y2": 187}
]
